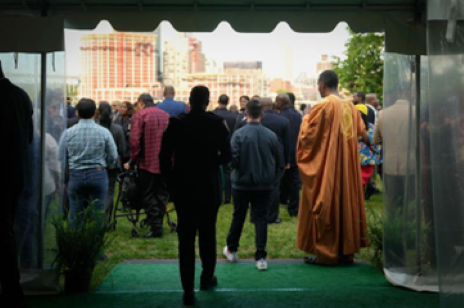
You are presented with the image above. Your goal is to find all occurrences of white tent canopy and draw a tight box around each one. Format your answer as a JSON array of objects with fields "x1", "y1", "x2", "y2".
[{"x1": 1, "y1": 0, "x2": 427, "y2": 54}]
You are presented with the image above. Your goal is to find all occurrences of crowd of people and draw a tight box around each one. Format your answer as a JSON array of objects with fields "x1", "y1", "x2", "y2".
[{"x1": 2, "y1": 66, "x2": 385, "y2": 307}]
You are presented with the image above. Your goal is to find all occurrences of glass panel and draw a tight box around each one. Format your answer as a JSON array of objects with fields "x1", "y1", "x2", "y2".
[
  {"x1": 428, "y1": 20, "x2": 464, "y2": 307},
  {"x1": 382, "y1": 53, "x2": 438, "y2": 292}
]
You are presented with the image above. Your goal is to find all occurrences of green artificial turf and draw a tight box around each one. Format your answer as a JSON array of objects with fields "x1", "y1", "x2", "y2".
[
  {"x1": 28, "y1": 261, "x2": 439, "y2": 308},
  {"x1": 42, "y1": 189, "x2": 383, "y2": 290}
]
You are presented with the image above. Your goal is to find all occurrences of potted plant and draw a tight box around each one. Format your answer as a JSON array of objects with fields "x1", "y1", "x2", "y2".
[{"x1": 52, "y1": 203, "x2": 111, "y2": 293}]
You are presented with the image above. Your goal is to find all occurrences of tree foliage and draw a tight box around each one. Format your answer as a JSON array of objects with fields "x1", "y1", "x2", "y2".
[{"x1": 332, "y1": 29, "x2": 385, "y2": 102}]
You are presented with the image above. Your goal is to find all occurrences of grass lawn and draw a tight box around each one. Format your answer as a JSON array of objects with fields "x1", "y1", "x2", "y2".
[{"x1": 89, "y1": 192, "x2": 383, "y2": 290}]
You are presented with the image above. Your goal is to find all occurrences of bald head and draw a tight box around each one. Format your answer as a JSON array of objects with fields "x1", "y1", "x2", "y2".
[
  {"x1": 261, "y1": 97, "x2": 273, "y2": 110},
  {"x1": 275, "y1": 94, "x2": 291, "y2": 111},
  {"x1": 163, "y1": 86, "x2": 175, "y2": 98}
]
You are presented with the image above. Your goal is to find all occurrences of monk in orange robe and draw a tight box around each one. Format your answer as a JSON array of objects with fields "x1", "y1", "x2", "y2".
[{"x1": 296, "y1": 70, "x2": 369, "y2": 265}]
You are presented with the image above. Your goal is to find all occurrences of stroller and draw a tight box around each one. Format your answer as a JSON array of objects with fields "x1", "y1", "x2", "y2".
[{"x1": 110, "y1": 166, "x2": 177, "y2": 238}]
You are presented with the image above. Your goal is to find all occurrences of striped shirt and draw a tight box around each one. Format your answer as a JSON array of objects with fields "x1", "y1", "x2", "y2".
[
  {"x1": 130, "y1": 105, "x2": 169, "y2": 174},
  {"x1": 59, "y1": 119, "x2": 118, "y2": 170}
]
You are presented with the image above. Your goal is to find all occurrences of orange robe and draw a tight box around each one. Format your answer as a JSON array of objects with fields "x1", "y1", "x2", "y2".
[{"x1": 296, "y1": 94, "x2": 369, "y2": 264}]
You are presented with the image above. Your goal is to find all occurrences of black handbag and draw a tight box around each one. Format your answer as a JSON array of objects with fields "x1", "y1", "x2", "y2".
[{"x1": 121, "y1": 166, "x2": 142, "y2": 210}]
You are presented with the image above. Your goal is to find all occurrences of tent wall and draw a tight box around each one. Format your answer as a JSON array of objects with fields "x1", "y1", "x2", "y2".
[
  {"x1": 427, "y1": 1, "x2": 464, "y2": 306},
  {"x1": 382, "y1": 53, "x2": 437, "y2": 292},
  {"x1": 0, "y1": 52, "x2": 65, "y2": 295}
]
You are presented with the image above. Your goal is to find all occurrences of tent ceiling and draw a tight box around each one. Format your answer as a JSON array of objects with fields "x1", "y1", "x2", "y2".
[
  {"x1": 1, "y1": 1, "x2": 420, "y2": 12},
  {"x1": 0, "y1": 0, "x2": 426, "y2": 54}
]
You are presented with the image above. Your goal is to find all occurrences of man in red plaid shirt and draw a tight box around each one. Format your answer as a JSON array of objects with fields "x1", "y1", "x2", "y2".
[{"x1": 129, "y1": 93, "x2": 170, "y2": 238}]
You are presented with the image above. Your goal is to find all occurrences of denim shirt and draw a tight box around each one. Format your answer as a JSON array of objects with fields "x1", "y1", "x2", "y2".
[{"x1": 59, "y1": 119, "x2": 118, "y2": 170}]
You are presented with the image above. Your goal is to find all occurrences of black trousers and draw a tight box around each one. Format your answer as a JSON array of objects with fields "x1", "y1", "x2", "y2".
[
  {"x1": 137, "y1": 170, "x2": 168, "y2": 233},
  {"x1": 0, "y1": 189, "x2": 24, "y2": 303},
  {"x1": 280, "y1": 166, "x2": 300, "y2": 216},
  {"x1": 267, "y1": 171, "x2": 283, "y2": 222},
  {"x1": 105, "y1": 168, "x2": 119, "y2": 224},
  {"x1": 227, "y1": 190, "x2": 270, "y2": 260},
  {"x1": 223, "y1": 165, "x2": 232, "y2": 203},
  {"x1": 176, "y1": 201, "x2": 219, "y2": 293},
  {"x1": 377, "y1": 164, "x2": 383, "y2": 180}
]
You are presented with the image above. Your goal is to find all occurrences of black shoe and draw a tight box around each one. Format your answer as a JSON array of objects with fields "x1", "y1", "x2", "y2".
[
  {"x1": 0, "y1": 296, "x2": 27, "y2": 308},
  {"x1": 289, "y1": 213, "x2": 298, "y2": 218},
  {"x1": 183, "y1": 291, "x2": 195, "y2": 306},
  {"x1": 225, "y1": 199, "x2": 231, "y2": 204},
  {"x1": 200, "y1": 276, "x2": 218, "y2": 291},
  {"x1": 143, "y1": 230, "x2": 163, "y2": 238}
]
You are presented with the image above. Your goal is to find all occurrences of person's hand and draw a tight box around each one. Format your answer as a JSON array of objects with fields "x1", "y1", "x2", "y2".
[
  {"x1": 285, "y1": 163, "x2": 290, "y2": 170},
  {"x1": 124, "y1": 163, "x2": 130, "y2": 170}
]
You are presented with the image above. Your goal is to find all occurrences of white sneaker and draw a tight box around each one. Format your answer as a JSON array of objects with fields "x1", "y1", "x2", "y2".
[
  {"x1": 223, "y1": 246, "x2": 238, "y2": 263},
  {"x1": 256, "y1": 259, "x2": 267, "y2": 271}
]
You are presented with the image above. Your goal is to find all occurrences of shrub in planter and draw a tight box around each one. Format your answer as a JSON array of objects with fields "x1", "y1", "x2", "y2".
[
  {"x1": 52, "y1": 203, "x2": 111, "y2": 293},
  {"x1": 366, "y1": 207, "x2": 384, "y2": 272}
]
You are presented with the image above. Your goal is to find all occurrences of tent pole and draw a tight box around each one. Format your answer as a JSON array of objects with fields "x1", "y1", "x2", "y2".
[
  {"x1": 415, "y1": 54, "x2": 422, "y2": 273},
  {"x1": 37, "y1": 51, "x2": 46, "y2": 269},
  {"x1": 37, "y1": 4, "x2": 49, "y2": 269}
]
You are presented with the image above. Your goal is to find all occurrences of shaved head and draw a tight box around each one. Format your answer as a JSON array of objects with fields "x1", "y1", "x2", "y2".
[
  {"x1": 261, "y1": 97, "x2": 273, "y2": 110},
  {"x1": 163, "y1": 86, "x2": 175, "y2": 98}
]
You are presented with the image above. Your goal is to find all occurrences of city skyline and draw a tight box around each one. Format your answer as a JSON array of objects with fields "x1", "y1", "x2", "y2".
[{"x1": 66, "y1": 21, "x2": 350, "y2": 81}]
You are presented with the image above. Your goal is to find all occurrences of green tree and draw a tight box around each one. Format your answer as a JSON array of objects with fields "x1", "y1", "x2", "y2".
[{"x1": 332, "y1": 29, "x2": 385, "y2": 103}]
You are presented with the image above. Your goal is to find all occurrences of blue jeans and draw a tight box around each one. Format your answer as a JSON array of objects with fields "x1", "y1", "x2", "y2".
[{"x1": 68, "y1": 168, "x2": 108, "y2": 226}]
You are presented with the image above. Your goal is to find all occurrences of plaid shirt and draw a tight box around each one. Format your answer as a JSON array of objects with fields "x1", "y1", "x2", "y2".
[
  {"x1": 130, "y1": 105, "x2": 169, "y2": 174},
  {"x1": 59, "y1": 119, "x2": 118, "y2": 170}
]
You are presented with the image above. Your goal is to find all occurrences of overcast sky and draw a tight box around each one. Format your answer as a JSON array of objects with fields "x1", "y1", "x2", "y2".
[{"x1": 65, "y1": 21, "x2": 350, "y2": 80}]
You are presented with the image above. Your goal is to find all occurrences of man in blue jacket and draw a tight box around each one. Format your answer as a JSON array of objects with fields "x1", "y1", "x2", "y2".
[
  {"x1": 224, "y1": 99, "x2": 281, "y2": 271},
  {"x1": 276, "y1": 93, "x2": 302, "y2": 217},
  {"x1": 156, "y1": 86, "x2": 187, "y2": 117},
  {"x1": 234, "y1": 97, "x2": 290, "y2": 223}
]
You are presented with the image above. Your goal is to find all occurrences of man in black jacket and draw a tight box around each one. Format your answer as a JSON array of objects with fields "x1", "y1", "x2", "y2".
[
  {"x1": 276, "y1": 93, "x2": 302, "y2": 217},
  {"x1": 0, "y1": 61, "x2": 33, "y2": 308},
  {"x1": 214, "y1": 94, "x2": 237, "y2": 203},
  {"x1": 214, "y1": 94, "x2": 236, "y2": 133},
  {"x1": 160, "y1": 86, "x2": 231, "y2": 306},
  {"x1": 260, "y1": 97, "x2": 290, "y2": 223},
  {"x1": 224, "y1": 99, "x2": 281, "y2": 271}
]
